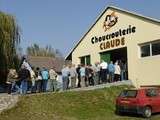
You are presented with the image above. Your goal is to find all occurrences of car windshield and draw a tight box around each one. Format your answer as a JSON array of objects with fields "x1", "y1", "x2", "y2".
[{"x1": 119, "y1": 90, "x2": 137, "y2": 98}]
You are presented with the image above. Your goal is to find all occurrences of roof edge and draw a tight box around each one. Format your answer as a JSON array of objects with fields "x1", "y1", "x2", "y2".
[
  {"x1": 109, "y1": 6, "x2": 160, "y2": 23},
  {"x1": 65, "y1": 6, "x2": 109, "y2": 60}
]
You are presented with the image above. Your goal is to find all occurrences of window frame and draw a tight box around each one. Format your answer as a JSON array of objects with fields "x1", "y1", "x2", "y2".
[
  {"x1": 145, "y1": 89, "x2": 158, "y2": 97},
  {"x1": 139, "y1": 40, "x2": 160, "y2": 58},
  {"x1": 140, "y1": 43, "x2": 151, "y2": 57},
  {"x1": 79, "y1": 55, "x2": 91, "y2": 65},
  {"x1": 151, "y1": 41, "x2": 160, "y2": 56},
  {"x1": 119, "y1": 90, "x2": 138, "y2": 98}
]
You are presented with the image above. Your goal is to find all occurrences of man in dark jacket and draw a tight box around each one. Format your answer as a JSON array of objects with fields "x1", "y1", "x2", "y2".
[
  {"x1": 18, "y1": 65, "x2": 30, "y2": 94},
  {"x1": 76, "y1": 65, "x2": 81, "y2": 88}
]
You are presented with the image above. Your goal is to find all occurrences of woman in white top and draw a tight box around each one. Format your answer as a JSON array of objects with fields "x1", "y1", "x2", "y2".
[{"x1": 114, "y1": 61, "x2": 121, "y2": 82}]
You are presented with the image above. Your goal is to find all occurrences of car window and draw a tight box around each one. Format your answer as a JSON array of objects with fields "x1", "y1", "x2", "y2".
[
  {"x1": 146, "y1": 89, "x2": 158, "y2": 97},
  {"x1": 119, "y1": 90, "x2": 137, "y2": 98}
]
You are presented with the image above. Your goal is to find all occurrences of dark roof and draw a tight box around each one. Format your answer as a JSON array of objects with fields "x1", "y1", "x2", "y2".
[
  {"x1": 65, "y1": 6, "x2": 160, "y2": 60},
  {"x1": 27, "y1": 56, "x2": 64, "y2": 72}
]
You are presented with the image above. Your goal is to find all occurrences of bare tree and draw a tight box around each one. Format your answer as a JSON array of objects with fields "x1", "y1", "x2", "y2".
[{"x1": 27, "y1": 43, "x2": 62, "y2": 57}]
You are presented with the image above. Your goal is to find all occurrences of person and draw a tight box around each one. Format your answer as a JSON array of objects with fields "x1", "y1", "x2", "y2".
[
  {"x1": 108, "y1": 61, "x2": 115, "y2": 83},
  {"x1": 85, "y1": 65, "x2": 90, "y2": 87},
  {"x1": 100, "y1": 60, "x2": 108, "y2": 83},
  {"x1": 88, "y1": 64, "x2": 94, "y2": 86},
  {"x1": 35, "y1": 67, "x2": 42, "y2": 93},
  {"x1": 56, "y1": 74, "x2": 63, "y2": 91},
  {"x1": 69, "y1": 64, "x2": 77, "y2": 89},
  {"x1": 30, "y1": 68, "x2": 36, "y2": 93},
  {"x1": 80, "y1": 64, "x2": 86, "y2": 87},
  {"x1": 49, "y1": 67, "x2": 58, "y2": 92},
  {"x1": 18, "y1": 65, "x2": 31, "y2": 94},
  {"x1": 76, "y1": 64, "x2": 81, "y2": 88},
  {"x1": 41, "y1": 67, "x2": 49, "y2": 92},
  {"x1": 114, "y1": 61, "x2": 121, "y2": 82},
  {"x1": 119, "y1": 60, "x2": 125, "y2": 81},
  {"x1": 92, "y1": 62, "x2": 100, "y2": 85},
  {"x1": 61, "y1": 65, "x2": 70, "y2": 90},
  {"x1": 20, "y1": 58, "x2": 32, "y2": 92},
  {"x1": 124, "y1": 62, "x2": 128, "y2": 80},
  {"x1": 6, "y1": 69, "x2": 18, "y2": 94}
]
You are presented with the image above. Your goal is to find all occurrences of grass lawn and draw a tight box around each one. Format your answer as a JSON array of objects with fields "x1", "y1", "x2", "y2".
[{"x1": 0, "y1": 85, "x2": 160, "y2": 120}]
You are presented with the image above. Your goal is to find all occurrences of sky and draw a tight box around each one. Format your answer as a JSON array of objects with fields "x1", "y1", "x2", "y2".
[{"x1": 0, "y1": 0, "x2": 160, "y2": 57}]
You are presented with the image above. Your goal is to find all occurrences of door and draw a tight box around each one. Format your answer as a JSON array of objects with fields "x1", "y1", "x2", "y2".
[
  {"x1": 100, "y1": 53, "x2": 110, "y2": 63},
  {"x1": 146, "y1": 89, "x2": 160, "y2": 112}
]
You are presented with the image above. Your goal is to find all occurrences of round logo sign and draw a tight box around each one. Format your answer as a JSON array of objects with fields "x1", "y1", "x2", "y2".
[{"x1": 103, "y1": 12, "x2": 118, "y2": 31}]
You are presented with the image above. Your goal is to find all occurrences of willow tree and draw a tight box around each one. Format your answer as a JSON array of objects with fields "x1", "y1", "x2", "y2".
[{"x1": 0, "y1": 11, "x2": 21, "y2": 84}]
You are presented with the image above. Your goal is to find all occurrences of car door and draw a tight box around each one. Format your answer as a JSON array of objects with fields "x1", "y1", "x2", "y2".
[
  {"x1": 156, "y1": 89, "x2": 160, "y2": 112},
  {"x1": 146, "y1": 88, "x2": 160, "y2": 113}
]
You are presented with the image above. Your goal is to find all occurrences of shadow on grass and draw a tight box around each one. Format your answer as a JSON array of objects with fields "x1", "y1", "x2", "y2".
[{"x1": 115, "y1": 111, "x2": 160, "y2": 120}]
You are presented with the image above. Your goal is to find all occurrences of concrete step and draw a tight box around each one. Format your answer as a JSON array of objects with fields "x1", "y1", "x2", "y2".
[{"x1": 69, "y1": 80, "x2": 132, "y2": 92}]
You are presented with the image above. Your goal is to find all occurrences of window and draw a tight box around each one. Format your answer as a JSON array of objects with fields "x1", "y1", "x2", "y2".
[
  {"x1": 86, "y1": 56, "x2": 90, "y2": 65},
  {"x1": 80, "y1": 55, "x2": 90, "y2": 65},
  {"x1": 80, "y1": 57, "x2": 85, "y2": 65},
  {"x1": 152, "y1": 42, "x2": 160, "y2": 56},
  {"x1": 146, "y1": 89, "x2": 158, "y2": 97},
  {"x1": 140, "y1": 40, "x2": 160, "y2": 58},
  {"x1": 119, "y1": 90, "x2": 137, "y2": 98},
  {"x1": 141, "y1": 44, "x2": 150, "y2": 57}
]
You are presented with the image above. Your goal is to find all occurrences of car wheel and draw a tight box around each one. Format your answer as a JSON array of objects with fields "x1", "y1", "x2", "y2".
[{"x1": 143, "y1": 106, "x2": 152, "y2": 118}]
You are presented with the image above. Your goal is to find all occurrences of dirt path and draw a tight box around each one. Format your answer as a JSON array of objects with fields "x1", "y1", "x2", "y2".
[{"x1": 0, "y1": 94, "x2": 19, "y2": 113}]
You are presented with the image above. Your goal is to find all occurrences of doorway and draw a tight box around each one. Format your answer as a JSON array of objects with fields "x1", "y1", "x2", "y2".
[{"x1": 100, "y1": 47, "x2": 128, "y2": 80}]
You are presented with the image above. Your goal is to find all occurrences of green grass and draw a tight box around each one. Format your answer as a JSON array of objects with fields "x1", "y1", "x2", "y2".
[{"x1": 0, "y1": 86, "x2": 160, "y2": 120}]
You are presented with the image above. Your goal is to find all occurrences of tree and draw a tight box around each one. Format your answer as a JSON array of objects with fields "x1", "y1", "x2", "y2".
[
  {"x1": 0, "y1": 11, "x2": 21, "y2": 84},
  {"x1": 27, "y1": 43, "x2": 62, "y2": 57}
]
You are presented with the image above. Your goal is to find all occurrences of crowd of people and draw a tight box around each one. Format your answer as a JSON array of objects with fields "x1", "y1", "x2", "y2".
[
  {"x1": 6, "y1": 59, "x2": 127, "y2": 94},
  {"x1": 61, "y1": 60, "x2": 127, "y2": 90},
  {"x1": 6, "y1": 65, "x2": 58, "y2": 94}
]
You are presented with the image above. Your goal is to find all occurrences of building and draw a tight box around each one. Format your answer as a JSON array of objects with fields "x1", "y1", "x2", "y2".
[
  {"x1": 65, "y1": 6, "x2": 160, "y2": 87},
  {"x1": 27, "y1": 56, "x2": 64, "y2": 73}
]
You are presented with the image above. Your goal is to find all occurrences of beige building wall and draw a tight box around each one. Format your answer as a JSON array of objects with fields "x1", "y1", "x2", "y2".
[{"x1": 72, "y1": 8, "x2": 160, "y2": 87}]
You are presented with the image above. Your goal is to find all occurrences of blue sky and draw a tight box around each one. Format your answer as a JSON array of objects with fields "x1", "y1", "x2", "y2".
[{"x1": 0, "y1": 0, "x2": 160, "y2": 56}]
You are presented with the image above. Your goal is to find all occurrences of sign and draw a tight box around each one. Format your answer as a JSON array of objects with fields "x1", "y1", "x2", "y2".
[
  {"x1": 103, "y1": 11, "x2": 118, "y2": 31},
  {"x1": 91, "y1": 25, "x2": 136, "y2": 50},
  {"x1": 100, "y1": 37, "x2": 125, "y2": 50},
  {"x1": 90, "y1": 11, "x2": 137, "y2": 50}
]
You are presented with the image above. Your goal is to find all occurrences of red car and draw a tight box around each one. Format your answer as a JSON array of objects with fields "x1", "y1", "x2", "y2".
[{"x1": 116, "y1": 87, "x2": 160, "y2": 118}]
